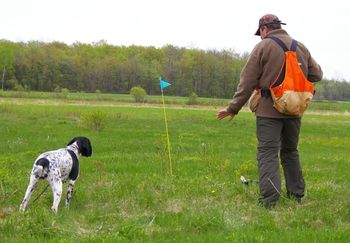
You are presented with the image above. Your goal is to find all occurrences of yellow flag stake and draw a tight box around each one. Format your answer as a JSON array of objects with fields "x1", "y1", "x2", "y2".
[{"x1": 160, "y1": 78, "x2": 173, "y2": 175}]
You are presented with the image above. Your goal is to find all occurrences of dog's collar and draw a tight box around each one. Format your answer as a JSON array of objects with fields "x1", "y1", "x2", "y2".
[
  {"x1": 67, "y1": 149, "x2": 79, "y2": 180},
  {"x1": 66, "y1": 144, "x2": 80, "y2": 157}
]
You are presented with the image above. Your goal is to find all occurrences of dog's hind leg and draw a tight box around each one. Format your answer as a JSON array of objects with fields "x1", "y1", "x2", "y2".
[
  {"x1": 65, "y1": 179, "x2": 76, "y2": 208},
  {"x1": 19, "y1": 175, "x2": 40, "y2": 212},
  {"x1": 48, "y1": 174, "x2": 63, "y2": 214}
]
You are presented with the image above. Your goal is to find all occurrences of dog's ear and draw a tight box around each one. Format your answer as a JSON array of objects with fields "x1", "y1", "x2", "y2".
[{"x1": 79, "y1": 137, "x2": 92, "y2": 157}]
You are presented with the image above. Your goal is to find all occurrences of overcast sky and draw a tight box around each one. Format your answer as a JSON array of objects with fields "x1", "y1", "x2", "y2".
[{"x1": 1, "y1": 0, "x2": 349, "y2": 81}]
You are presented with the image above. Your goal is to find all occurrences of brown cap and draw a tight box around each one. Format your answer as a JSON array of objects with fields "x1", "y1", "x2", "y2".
[{"x1": 255, "y1": 14, "x2": 286, "y2": 36}]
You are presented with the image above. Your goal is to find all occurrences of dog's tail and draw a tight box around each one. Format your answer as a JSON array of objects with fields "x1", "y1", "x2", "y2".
[{"x1": 33, "y1": 158, "x2": 49, "y2": 178}]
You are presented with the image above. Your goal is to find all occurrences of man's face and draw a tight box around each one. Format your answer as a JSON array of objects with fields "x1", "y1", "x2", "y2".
[{"x1": 260, "y1": 26, "x2": 268, "y2": 39}]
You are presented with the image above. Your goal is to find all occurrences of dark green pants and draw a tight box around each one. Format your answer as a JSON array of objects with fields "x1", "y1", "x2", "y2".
[{"x1": 256, "y1": 117, "x2": 305, "y2": 206}]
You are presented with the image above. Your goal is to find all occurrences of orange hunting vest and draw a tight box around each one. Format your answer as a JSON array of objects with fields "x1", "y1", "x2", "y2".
[{"x1": 268, "y1": 36, "x2": 315, "y2": 116}]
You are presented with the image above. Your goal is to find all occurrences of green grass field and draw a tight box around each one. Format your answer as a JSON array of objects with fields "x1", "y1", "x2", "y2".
[{"x1": 0, "y1": 93, "x2": 350, "y2": 242}]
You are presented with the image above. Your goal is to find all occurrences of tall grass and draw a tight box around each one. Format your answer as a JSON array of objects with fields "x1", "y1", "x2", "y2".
[{"x1": 0, "y1": 97, "x2": 349, "y2": 242}]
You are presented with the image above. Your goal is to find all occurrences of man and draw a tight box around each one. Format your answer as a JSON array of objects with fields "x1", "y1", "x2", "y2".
[{"x1": 217, "y1": 14, "x2": 323, "y2": 208}]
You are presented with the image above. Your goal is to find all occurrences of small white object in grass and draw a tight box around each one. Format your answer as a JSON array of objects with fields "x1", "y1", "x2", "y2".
[{"x1": 240, "y1": 176, "x2": 248, "y2": 184}]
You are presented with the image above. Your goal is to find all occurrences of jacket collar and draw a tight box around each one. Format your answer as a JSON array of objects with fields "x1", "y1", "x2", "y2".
[{"x1": 264, "y1": 29, "x2": 289, "y2": 39}]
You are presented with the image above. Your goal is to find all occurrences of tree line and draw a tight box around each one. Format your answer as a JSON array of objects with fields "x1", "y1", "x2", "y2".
[{"x1": 0, "y1": 39, "x2": 349, "y2": 100}]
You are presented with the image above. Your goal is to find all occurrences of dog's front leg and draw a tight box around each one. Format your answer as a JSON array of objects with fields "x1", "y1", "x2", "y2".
[
  {"x1": 66, "y1": 179, "x2": 76, "y2": 208},
  {"x1": 49, "y1": 176, "x2": 62, "y2": 213},
  {"x1": 19, "y1": 175, "x2": 39, "y2": 212}
]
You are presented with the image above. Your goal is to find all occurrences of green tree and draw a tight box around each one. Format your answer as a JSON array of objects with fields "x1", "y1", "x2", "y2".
[
  {"x1": 0, "y1": 40, "x2": 19, "y2": 89},
  {"x1": 0, "y1": 39, "x2": 268, "y2": 99}
]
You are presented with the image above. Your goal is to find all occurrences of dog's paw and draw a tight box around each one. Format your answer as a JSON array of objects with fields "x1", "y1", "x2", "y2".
[
  {"x1": 51, "y1": 206, "x2": 58, "y2": 214},
  {"x1": 19, "y1": 206, "x2": 25, "y2": 213}
]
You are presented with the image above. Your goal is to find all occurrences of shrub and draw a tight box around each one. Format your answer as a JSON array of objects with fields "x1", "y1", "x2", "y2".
[
  {"x1": 186, "y1": 92, "x2": 198, "y2": 105},
  {"x1": 130, "y1": 86, "x2": 147, "y2": 103},
  {"x1": 54, "y1": 85, "x2": 61, "y2": 93},
  {"x1": 4, "y1": 79, "x2": 25, "y2": 92},
  {"x1": 80, "y1": 111, "x2": 108, "y2": 132},
  {"x1": 54, "y1": 86, "x2": 69, "y2": 99},
  {"x1": 14, "y1": 83, "x2": 25, "y2": 91},
  {"x1": 61, "y1": 88, "x2": 70, "y2": 98}
]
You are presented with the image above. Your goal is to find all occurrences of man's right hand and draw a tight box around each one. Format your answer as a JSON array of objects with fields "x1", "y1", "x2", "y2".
[{"x1": 216, "y1": 108, "x2": 235, "y2": 121}]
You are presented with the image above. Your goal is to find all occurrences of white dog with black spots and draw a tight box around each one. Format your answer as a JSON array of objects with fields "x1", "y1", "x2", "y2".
[{"x1": 19, "y1": 137, "x2": 92, "y2": 213}]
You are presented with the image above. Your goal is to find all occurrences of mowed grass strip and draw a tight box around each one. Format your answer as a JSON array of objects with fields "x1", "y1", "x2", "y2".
[{"x1": 0, "y1": 98, "x2": 349, "y2": 242}]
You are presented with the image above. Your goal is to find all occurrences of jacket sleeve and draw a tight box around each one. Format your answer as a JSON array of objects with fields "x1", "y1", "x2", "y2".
[
  {"x1": 307, "y1": 55, "x2": 323, "y2": 82},
  {"x1": 227, "y1": 45, "x2": 262, "y2": 114}
]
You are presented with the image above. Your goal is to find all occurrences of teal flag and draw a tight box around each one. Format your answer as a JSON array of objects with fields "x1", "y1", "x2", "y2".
[{"x1": 160, "y1": 79, "x2": 171, "y2": 92}]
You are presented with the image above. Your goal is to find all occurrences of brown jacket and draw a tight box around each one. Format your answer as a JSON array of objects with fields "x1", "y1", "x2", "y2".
[{"x1": 227, "y1": 29, "x2": 323, "y2": 118}]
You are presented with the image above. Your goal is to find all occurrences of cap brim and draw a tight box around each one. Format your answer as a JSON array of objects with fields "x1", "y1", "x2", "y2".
[{"x1": 255, "y1": 27, "x2": 260, "y2": 36}]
